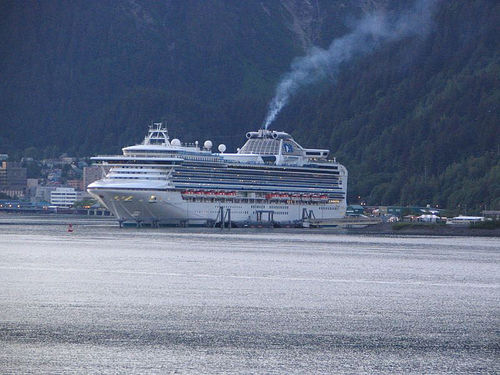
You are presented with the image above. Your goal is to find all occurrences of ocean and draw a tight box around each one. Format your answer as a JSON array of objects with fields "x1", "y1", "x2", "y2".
[{"x1": 0, "y1": 218, "x2": 498, "y2": 374}]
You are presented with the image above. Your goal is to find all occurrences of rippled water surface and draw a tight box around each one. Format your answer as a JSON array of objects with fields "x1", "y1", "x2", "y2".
[{"x1": 1, "y1": 220, "x2": 499, "y2": 374}]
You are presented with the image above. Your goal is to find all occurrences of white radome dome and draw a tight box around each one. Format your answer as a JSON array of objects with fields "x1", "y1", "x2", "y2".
[
  {"x1": 171, "y1": 138, "x2": 181, "y2": 146},
  {"x1": 204, "y1": 140, "x2": 213, "y2": 149},
  {"x1": 218, "y1": 144, "x2": 226, "y2": 153}
]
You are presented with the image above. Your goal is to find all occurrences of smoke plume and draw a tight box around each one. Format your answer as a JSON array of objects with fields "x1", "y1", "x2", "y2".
[{"x1": 262, "y1": 0, "x2": 438, "y2": 129}]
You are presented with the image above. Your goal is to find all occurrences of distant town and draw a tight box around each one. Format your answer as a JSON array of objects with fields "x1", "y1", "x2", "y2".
[{"x1": 0, "y1": 153, "x2": 109, "y2": 213}]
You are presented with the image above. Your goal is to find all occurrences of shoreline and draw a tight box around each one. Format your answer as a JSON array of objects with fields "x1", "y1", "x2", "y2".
[
  {"x1": 347, "y1": 222, "x2": 500, "y2": 237},
  {"x1": 0, "y1": 213, "x2": 499, "y2": 237}
]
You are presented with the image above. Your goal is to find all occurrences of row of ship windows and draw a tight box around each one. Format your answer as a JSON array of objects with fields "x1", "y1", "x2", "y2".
[
  {"x1": 110, "y1": 177, "x2": 167, "y2": 180},
  {"x1": 111, "y1": 166, "x2": 156, "y2": 169},
  {"x1": 177, "y1": 167, "x2": 339, "y2": 178},
  {"x1": 190, "y1": 210, "x2": 289, "y2": 216},
  {"x1": 180, "y1": 189, "x2": 344, "y2": 198},
  {"x1": 175, "y1": 167, "x2": 339, "y2": 176},
  {"x1": 182, "y1": 198, "x2": 339, "y2": 205},
  {"x1": 174, "y1": 178, "x2": 340, "y2": 187},
  {"x1": 115, "y1": 166, "x2": 165, "y2": 168},
  {"x1": 111, "y1": 171, "x2": 167, "y2": 175},
  {"x1": 195, "y1": 210, "x2": 250, "y2": 215},
  {"x1": 103, "y1": 162, "x2": 339, "y2": 174},
  {"x1": 176, "y1": 182, "x2": 341, "y2": 191},
  {"x1": 223, "y1": 164, "x2": 339, "y2": 173},
  {"x1": 108, "y1": 167, "x2": 339, "y2": 180},
  {"x1": 185, "y1": 157, "x2": 220, "y2": 162},
  {"x1": 173, "y1": 176, "x2": 339, "y2": 184},
  {"x1": 110, "y1": 174, "x2": 166, "y2": 178},
  {"x1": 105, "y1": 170, "x2": 340, "y2": 181},
  {"x1": 173, "y1": 172, "x2": 341, "y2": 182},
  {"x1": 107, "y1": 175, "x2": 340, "y2": 189},
  {"x1": 127, "y1": 150, "x2": 219, "y2": 159},
  {"x1": 110, "y1": 194, "x2": 343, "y2": 206},
  {"x1": 174, "y1": 173, "x2": 339, "y2": 183}
]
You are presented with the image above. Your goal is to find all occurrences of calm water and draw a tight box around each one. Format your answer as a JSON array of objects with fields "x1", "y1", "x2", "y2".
[{"x1": 0, "y1": 219, "x2": 499, "y2": 374}]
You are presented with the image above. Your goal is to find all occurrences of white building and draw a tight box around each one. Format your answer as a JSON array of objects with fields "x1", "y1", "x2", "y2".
[
  {"x1": 446, "y1": 216, "x2": 485, "y2": 225},
  {"x1": 418, "y1": 214, "x2": 440, "y2": 223},
  {"x1": 50, "y1": 187, "x2": 82, "y2": 207}
]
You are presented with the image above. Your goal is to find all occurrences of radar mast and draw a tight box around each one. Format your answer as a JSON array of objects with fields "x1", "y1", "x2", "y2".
[{"x1": 144, "y1": 122, "x2": 170, "y2": 145}]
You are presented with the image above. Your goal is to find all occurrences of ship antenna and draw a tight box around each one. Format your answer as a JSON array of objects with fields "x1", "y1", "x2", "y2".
[{"x1": 145, "y1": 121, "x2": 169, "y2": 145}]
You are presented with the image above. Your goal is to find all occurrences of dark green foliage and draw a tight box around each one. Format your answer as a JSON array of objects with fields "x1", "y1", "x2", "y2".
[
  {"x1": 0, "y1": 0, "x2": 498, "y2": 210},
  {"x1": 73, "y1": 198, "x2": 97, "y2": 209},
  {"x1": 281, "y1": 0, "x2": 500, "y2": 210},
  {"x1": 0, "y1": 0, "x2": 300, "y2": 155},
  {"x1": 22, "y1": 160, "x2": 42, "y2": 179}
]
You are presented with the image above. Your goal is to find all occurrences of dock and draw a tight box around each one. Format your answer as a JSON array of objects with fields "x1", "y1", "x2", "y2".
[{"x1": 301, "y1": 216, "x2": 382, "y2": 228}]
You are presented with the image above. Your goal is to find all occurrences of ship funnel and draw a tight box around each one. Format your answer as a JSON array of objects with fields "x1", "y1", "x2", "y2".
[
  {"x1": 246, "y1": 132, "x2": 259, "y2": 139},
  {"x1": 271, "y1": 131, "x2": 290, "y2": 140}
]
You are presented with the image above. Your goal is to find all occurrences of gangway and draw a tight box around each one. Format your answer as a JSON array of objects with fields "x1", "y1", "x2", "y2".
[{"x1": 214, "y1": 206, "x2": 232, "y2": 229}]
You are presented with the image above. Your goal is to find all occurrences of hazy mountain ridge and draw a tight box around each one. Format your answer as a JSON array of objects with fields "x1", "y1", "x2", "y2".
[{"x1": 0, "y1": 0, "x2": 498, "y2": 209}]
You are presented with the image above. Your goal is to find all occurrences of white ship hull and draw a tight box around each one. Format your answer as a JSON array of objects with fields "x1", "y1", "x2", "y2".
[{"x1": 90, "y1": 188, "x2": 346, "y2": 226}]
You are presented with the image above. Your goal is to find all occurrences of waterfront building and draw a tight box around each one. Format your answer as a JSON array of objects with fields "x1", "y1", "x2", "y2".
[
  {"x1": 50, "y1": 187, "x2": 83, "y2": 207},
  {"x1": 346, "y1": 205, "x2": 365, "y2": 216},
  {"x1": 417, "y1": 214, "x2": 441, "y2": 223},
  {"x1": 446, "y1": 216, "x2": 485, "y2": 225},
  {"x1": 0, "y1": 161, "x2": 27, "y2": 198},
  {"x1": 26, "y1": 178, "x2": 39, "y2": 199}
]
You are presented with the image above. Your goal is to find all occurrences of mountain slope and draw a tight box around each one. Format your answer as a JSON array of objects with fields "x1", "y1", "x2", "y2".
[
  {"x1": 279, "y1": 0, "x2": 499, "y2": 210},
  {"x1": 0, "y1": 0, "x2": 379, "y2": 155},
  {"x1": 0, "y1": 0, "x2": 498, "y2": 210}
]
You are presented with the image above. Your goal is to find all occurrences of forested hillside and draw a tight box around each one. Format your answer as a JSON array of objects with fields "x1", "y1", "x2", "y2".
[
  {"x1": 0, "y1": 0, "x2": 498, "y2": 210},
  {"x1": 281, "y1": 0, "x2": 499, "y2": 210}
]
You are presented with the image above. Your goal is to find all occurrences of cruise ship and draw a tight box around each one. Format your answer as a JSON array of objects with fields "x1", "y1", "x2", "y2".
[{"x1": 87, "y1": 123, "x2": 347, "y2": 226}]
